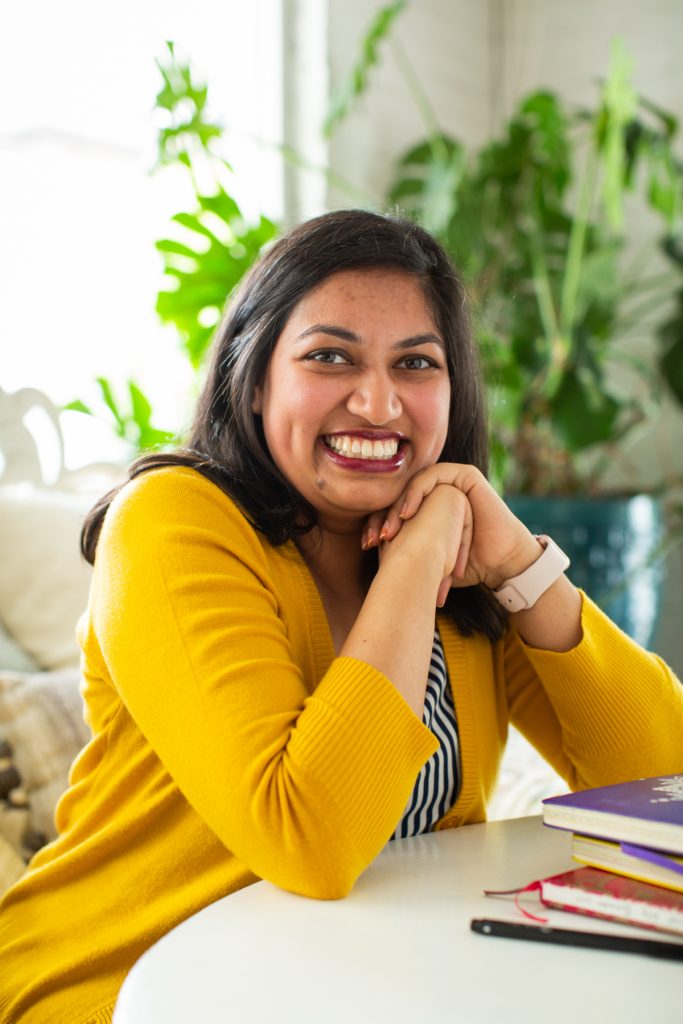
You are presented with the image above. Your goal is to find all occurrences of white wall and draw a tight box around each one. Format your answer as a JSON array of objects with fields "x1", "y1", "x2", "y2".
[
  {"x1": 325, "y1": 0, "x2": 683, "y2": 201},
  {"x1": 326, "y1": 0, "x2": 492, "y2": 210}
]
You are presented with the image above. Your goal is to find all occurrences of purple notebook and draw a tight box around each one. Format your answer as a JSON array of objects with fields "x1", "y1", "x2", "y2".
[
  {"x1": 542, "y1": 774, "x2": 683, "y2": 854},
  {"x1": 621, "y1": 842, "x2": 683, "y2": 877}
]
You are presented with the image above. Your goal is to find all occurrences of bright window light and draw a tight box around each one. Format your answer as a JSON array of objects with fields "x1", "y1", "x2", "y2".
[{"x1": 0, "y1": 0, "x2": 284, "y2": 468}]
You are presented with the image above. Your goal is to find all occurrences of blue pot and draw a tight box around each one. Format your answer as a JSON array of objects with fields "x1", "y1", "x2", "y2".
[{"x1": 505, "y1": 494, "x2": 664, "y2": 648}]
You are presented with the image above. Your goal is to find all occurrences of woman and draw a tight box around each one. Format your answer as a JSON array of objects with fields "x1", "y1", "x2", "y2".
[{"x1": 1, "y1": 209, "x2": 682, "y2": 1023}]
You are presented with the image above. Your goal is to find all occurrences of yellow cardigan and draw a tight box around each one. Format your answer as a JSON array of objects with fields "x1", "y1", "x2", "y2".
[{"x1": 1, "y1": 466, "x2": 682, "y2": 1024}]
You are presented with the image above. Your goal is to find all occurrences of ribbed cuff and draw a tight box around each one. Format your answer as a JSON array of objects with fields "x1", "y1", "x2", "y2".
[
  {"x1": 289, "y1": 656, "x2": 438, "y2": 856},
  {"x1": 518, "y1": 593, "x2": 679, "y2": 755},
  {"x1": 86, "y1": 1004, "x2": 115, "y2": 1024}
]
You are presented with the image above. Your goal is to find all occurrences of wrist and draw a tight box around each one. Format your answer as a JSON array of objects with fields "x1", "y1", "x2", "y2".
[
  {"x1": 485, "y1": 535, "x2": 545, "y2": 592},
  {"x1": 490, "y1": 535, "x2": 571, "y2": 614},
  {"x1": 378, "y1": 534, "x2": 444, "y2": 593}
]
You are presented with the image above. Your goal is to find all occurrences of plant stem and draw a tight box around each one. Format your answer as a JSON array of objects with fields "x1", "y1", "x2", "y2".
[
  {"x1": 529, "y1": 227, "x2": 561, "y2": 343},
  {"x1": 559, "y1": 145, "x2": 599, "y2": 339},
  {"x1": 274, "y1": 142, "x2": 377, "y2": 207},
  {"x1": 389, "y1": 35, "x2": 448, "y2": 163}
]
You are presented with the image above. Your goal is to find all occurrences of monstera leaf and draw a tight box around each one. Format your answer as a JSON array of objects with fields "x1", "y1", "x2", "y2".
[
  {"x1": 65, "y1": 378, "x2": 177, "y2": 452},
  {"x1": 156, "y1": 187, "x2": 277, "y2": 368}
]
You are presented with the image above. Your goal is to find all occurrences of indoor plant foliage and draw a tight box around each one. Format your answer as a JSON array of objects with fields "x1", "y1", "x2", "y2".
[
  {"x1": 390, "y1": 72, "x2": 683, "y2": 499},
  {"x1": 153, "y1": 42, "x2": 278, "y2": 373},
  {"x1": 67, "y1": 43, "x2": 278, "y2": 451},
  {"x1": 328, "y1": 6, "x2": 683, "y2": 641},
  {"x1": 330, "y1": 6, "x2": 683, "y2": 503}
]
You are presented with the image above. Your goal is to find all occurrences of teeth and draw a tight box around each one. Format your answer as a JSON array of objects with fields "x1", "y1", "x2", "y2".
[{"x1": 324, "y1": 435, "x2": 400, "y2": 461}]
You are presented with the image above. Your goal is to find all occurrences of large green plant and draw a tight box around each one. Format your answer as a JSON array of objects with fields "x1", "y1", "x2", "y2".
[
  {"x1": 153, "y1": 42, "x2": 278, "y2": 372},
  {"x1": 329, "y1": 6, "x2": 683, "y2": 501}
]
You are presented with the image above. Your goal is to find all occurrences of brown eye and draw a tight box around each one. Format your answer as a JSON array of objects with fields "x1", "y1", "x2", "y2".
[
  {"x1": 398, "y1": 355, "x2": 435, "y2": 370},
  {"x1": 305, "y1": 350, "x2": 350, "y2": 365}
]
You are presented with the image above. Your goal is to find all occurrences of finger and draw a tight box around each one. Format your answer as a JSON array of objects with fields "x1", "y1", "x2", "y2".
[
  {"x1": 361, "y1": 510, "x2": 386, "y2": 549},
  {"x1": 378, "y1": 476, "x2": 439, "y2": 541},
  {"x1": 453, "y1": 519, "x2": 473, "y2": 579},
  {"x1": 398, "y1": 473, "x2": 442, "y2": 522},
  {"x1": 436, "y1": 575, "x2": 454, "y2": 607}
]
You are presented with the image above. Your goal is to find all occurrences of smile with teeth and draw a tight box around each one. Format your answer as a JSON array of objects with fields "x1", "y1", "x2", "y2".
[{"x1": 323, "y1": 434, "x2": 400, "y2": 461}]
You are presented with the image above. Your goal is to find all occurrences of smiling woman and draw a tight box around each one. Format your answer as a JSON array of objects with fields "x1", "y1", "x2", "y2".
[
  {"x1": 252, "y1": 269, "x2": 451, "y2": 522},
  {"x1": 1, "y1": 210, "x2": 682, "y2": 1024}
]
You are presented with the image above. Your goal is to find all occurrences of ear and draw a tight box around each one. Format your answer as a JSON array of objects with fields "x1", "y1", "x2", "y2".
[{"x1": 251, "y1": 385, "x2": 263, "y2": 414}]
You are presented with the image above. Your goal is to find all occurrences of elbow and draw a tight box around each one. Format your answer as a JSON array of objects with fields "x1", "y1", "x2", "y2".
[
  {"x1": 288, "y1": 868, "x2": 356, "y2": 902},
  {"x1": 268, "y1": 849, "x2": 362, "y2": 901},
  {"x1": 247, "y1": 829, "x2": 366, "y2": 901}
]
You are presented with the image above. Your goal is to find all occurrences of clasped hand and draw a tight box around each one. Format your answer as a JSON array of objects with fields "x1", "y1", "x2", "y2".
[{"x1": 361, "y1": 464, "x2": 543, "y2": 607}]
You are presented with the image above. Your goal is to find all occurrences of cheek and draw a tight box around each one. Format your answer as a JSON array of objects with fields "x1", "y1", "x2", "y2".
[
  {"x1": 415, "y1": 384, "x2": 451, "y2": 449},
  {"x1": 261, "y1": 376, "x2": 331, "y2": 460}
]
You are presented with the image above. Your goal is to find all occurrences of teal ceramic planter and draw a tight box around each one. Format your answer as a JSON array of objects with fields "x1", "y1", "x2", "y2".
[{"x1": 505, "y1": 494, "x2": 664, "y2": 649}]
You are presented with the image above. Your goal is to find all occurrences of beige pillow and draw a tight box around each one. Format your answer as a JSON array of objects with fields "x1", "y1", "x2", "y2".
[
  {"x1": 0, "y1": 830, "x2": 25, "y2": 894},
  {"x1": 0, "y1": 484, "x2": 95, "y2": 669},
  {"x1": 0, "y1": 668, "x2": 90, "y2": 843}
]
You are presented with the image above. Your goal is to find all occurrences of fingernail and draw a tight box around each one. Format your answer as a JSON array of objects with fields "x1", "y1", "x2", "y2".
[
  {"x1": 366, "y1": 527, "x2": 377, "y2": 548},
  {"x1": 399, "y1": 502, "x2": 408, "y2": 519},
  {"x1": 379, "y1": 520, "x2": 390, "y2": 541}
]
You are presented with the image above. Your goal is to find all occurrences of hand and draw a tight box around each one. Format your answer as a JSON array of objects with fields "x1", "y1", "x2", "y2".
[{"x1": 363, "y1": 464, "x2": 543, "y2": 603}]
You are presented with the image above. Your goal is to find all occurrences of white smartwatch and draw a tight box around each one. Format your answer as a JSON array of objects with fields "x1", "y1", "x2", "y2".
[{"x1": 492, "y1": 535, "x2": 570, "y2": 613}]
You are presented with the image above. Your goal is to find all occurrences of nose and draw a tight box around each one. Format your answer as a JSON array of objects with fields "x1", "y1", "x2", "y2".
[{"x1": 345, "y1": 370, "x2": 402, "y2": 425}]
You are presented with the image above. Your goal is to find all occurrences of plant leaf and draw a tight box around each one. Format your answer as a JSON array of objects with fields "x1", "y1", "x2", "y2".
[
  {"x1": 659, "y1": 320, "x2": 683, "y2": 405},
  {"x1": 95, "y1": 377, "x2": 126, "y2": 435},
  {"x1": 323, "y1": 1, "x2": 407, "y2": 137},
  {"x1": 599, "y1": 38, "x2": 638, "y2": 230},
  {"x1": 156, "y1": 187, "x2": 278, "y2": 368},
  {"x1": 551, "y1": 373, "x2": 622, "y2": 451},
  {"x1": 62, "y1": 399, "x2": 93, "y2": 415}
]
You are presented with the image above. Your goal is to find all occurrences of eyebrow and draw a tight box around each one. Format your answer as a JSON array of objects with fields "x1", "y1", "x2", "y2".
[{"x1": 296, "y1": 324, "x2": 445, "y2": 351}]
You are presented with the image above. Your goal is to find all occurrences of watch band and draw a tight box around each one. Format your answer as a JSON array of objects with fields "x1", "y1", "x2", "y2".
[{"x1": 492, "y1": 535, "x2": 570, "y2": 613}]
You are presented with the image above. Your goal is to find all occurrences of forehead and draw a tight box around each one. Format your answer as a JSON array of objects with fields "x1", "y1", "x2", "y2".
[{"x1": 284, "y1": 268, "x2": 438, "y2": 333}]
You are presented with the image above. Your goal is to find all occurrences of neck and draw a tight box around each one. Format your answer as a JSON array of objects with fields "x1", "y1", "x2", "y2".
[{"x1": 297, "y1": 522, "x2": 367, "y2": 598}]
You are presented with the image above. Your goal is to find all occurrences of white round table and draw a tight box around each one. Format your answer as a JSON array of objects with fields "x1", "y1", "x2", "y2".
[{"x1": 114, "y1": 816, "x2": 683, "y2": 1024}]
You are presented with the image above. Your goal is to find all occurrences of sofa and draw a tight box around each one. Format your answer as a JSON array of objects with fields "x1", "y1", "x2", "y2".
[{"x1": 0, "y1": 386, "x2": 566, "y2": 896}]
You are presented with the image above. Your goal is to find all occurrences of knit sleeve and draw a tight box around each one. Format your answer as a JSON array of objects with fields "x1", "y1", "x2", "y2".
[
  {"x1": 90, "y1": 467, "x2": 437, "y2": 898},
  {"x1": 502, "y1": 592, "x2": 683, "y2": 790}
]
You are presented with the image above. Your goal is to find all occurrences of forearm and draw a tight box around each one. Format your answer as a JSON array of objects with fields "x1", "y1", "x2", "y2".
[
  {"x1": 510, "y1": 574, "x2": 583, "y2": 652},
  {"x1": 340, "y1": 547, "x2": 442, "y2": 716},
  {"x1": 487, "y1": 533, "x2": 583, "y2": 653}
]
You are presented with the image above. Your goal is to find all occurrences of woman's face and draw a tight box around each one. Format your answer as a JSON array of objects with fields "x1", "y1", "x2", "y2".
[{"x1": 253, "y1": 268, "x2": 451, "y2": 531}]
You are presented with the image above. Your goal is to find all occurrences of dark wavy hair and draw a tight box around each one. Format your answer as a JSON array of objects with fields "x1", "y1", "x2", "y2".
[{"x1": 82, "y1": 209, "x2": 507, "y2": 640}]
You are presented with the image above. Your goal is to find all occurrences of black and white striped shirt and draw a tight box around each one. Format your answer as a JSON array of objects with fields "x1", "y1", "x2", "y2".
[{"x1": 391, "y1": 628, "x2": 460, "y2": 840}]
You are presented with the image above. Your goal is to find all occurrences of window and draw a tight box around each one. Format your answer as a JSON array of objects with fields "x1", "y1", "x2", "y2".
[{"x1": 0, "y1": 0, "x2": 284, "y2": 466}]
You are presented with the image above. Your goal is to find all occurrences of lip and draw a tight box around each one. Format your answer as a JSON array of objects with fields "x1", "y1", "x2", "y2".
[
  {"x1": 323, "y1": 430, "x2": 406, "y2": 441},
  {"x1": 318, "y1": 436, "x2": 407, "y2": 473}
]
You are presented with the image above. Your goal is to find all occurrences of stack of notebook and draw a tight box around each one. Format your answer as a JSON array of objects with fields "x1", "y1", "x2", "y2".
[{"x1": 538, "y1": 774, "x2": 683, "y2": 937}]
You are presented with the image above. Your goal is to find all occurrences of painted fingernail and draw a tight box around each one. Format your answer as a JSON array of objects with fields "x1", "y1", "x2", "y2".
[
  {"x1": 366, "y1": 527, "x2": 377, "y2": 548},
  {"x1": 379, "y1": 520, "x2": 390, "y2": 541},
  {"x1": 399, "y1": 502, "x2": 408, "y2": 519}
]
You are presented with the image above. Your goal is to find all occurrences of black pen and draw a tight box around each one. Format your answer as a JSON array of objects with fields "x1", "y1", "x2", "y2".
[{"x1": 470, "y1": 918, "x2": 683, "y2": 961}]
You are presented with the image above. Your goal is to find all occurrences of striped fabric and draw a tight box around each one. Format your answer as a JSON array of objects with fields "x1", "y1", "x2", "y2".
[{"x1": 391, "y1": 628, "x2": 460, "y2": 840}]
